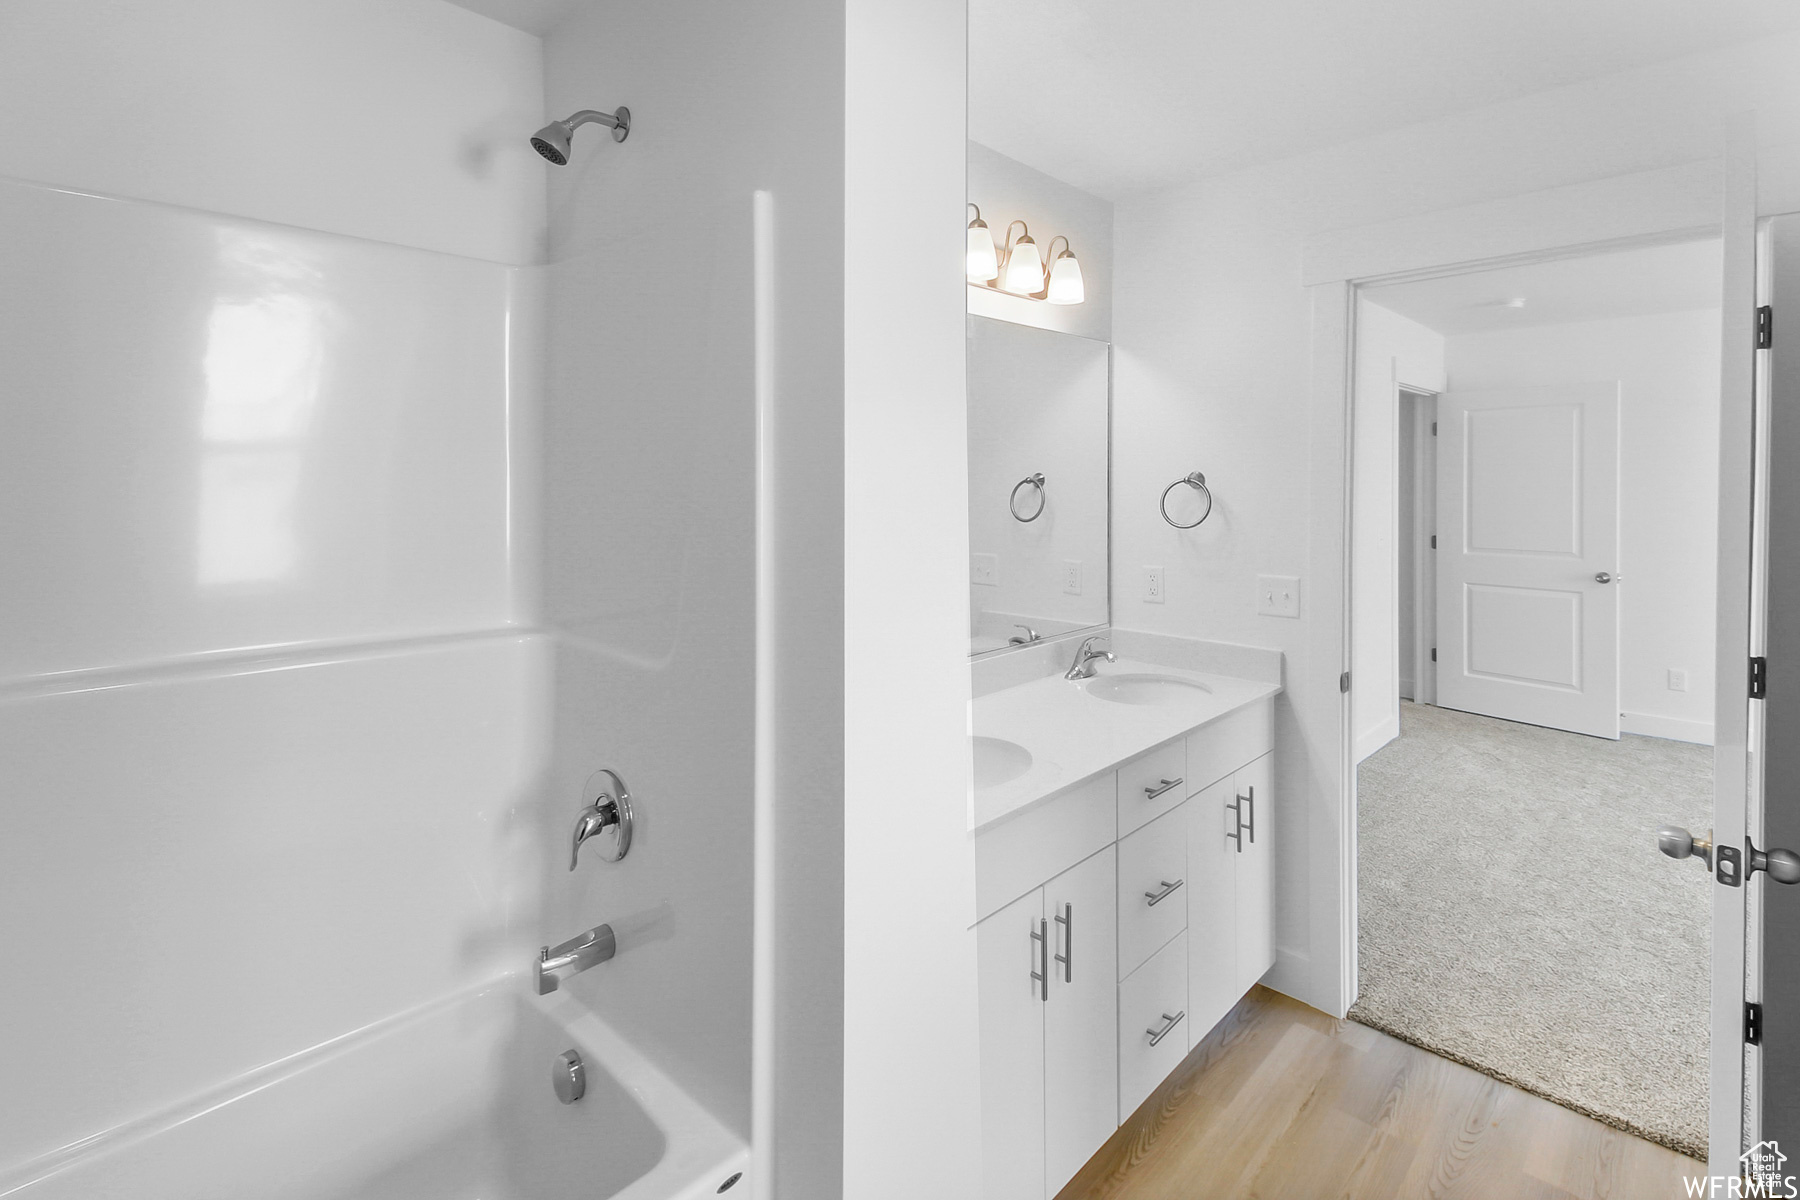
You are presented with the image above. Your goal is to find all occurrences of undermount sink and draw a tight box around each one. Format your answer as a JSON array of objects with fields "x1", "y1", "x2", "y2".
[
  {"x1": 1083, "y1": 673, "x2": 1212, "y2": 706},
  {"x1": 972, "y1": 736, "x2": 1033, "y2": 788}
]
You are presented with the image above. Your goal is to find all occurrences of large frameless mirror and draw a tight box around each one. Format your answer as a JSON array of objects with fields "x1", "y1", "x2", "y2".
[{"x1": 967, "y1": 315, "x2": 1110, "y2": 656}]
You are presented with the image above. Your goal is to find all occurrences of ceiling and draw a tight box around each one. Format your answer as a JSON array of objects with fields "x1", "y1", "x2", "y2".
[
  {"x1": 1362, "y1": 238, "x2": 1722, "y2": 337},
  {"x1": 443, "y1": 0, "x2": 573, "y2": 36},
  {"x1": 971, "y1": 0, "x2": 1800, "y2": 198}
]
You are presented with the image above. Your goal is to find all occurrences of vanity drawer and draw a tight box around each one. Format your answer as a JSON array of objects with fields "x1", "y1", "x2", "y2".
[
  {"x1": 1116, "y1": 804, "x2": 1187, "y2": 979},
  {"x1": 974, "y1": 773, "x2": 1115, "y2": 924},
  {"x1": 1185, "y1": 697, "x2": 1273, "y2": 795},
  {"x1": 1117, "y1": 933, "x2": 1189, "y2": 1121},
  {"x1": 1116, "y1": 739, "x2": 1186, "y2": 837}
]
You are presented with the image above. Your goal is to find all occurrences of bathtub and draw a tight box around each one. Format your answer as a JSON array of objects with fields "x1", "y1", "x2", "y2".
[{"x1": 0, "y1": 977, "x2": 748, "y2": 1200}]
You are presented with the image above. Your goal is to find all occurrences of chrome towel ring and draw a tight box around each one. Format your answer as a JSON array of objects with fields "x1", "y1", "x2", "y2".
[
  {"x1": 1010, "y1": 472, "x2": 1047, "y2": 522},
  {"x1": 1161, "y1": 472, "x2": 1213, "y2": 529}
]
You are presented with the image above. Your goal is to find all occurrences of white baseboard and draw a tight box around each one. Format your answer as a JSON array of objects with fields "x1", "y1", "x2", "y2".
[
  {"x1": 1353, "y1": 716, "x2": 1398, "y2": 764},
  {"x1": 1620, "y1": 710, "x2": 1714, "y2": 746},
  {"x1": 1264, "y1": 947, "x2": 1347, "y2": 1018}
]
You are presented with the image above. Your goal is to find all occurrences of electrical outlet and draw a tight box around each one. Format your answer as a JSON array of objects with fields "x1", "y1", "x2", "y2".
[
  {"x1": 971, "y1": 552, "x2": 998, "y2": 587},
  {"x1": 1143, "y1": 565, "x2": 1165, "y2": 604},
  {"x1": 1257, "y1": 575, "x2": 1301, "y2": 618},
  {"x1": 1668, "y1": 668, "x2": 1689, "y2": 692},
  {"x1": 1063, "y1": 560, "x2": 1083, "y2": 595}
]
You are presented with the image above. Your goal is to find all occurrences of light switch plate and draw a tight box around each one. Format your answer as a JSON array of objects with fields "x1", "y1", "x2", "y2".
[
  {"x1": 971, "y1": 552, "x2": 998, "y2": 588},
  {"x1": 1143, "y1": 565, "x2": 1165, "y2": 604},
  {"x1": 1257, "y1": 575, "x2": 1300, "y2": 618},
  {"x1": 1063, "y1": 560, "x2": 1083, "y2": 595},
  {"x1": 1668, "y1": 668, "x2": 1688, "y2": 692}
]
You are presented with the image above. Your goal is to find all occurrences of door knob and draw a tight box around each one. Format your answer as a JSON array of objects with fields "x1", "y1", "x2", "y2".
[
  {"x1": 1658, "y1": 825, "x2": 1712, "y2": 870},
  {"x1": 1659, "y1": 826, "x2": 1800, "y2": 884},
  {"x1": 1749, "y1": 838, "x2": 1800, "y2": 885},
  {"x1": 1594, "y1": 571, "x2": 1619, "y2": 584}
]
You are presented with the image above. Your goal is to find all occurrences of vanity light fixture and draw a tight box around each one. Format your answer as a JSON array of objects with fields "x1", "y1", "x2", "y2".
[
  {"x1": 969, "y1": 215, "x2": 1086, "y2": 305},
  {"x1": 1044, "y1": 237, "x2": 1085, "y2": 306},
  {"x1": 967, "y1": 204, "x2": 999, "y2": 282},
  {"x1": 1000, "y1": 221, "x2": 1044, "y2": 294}
]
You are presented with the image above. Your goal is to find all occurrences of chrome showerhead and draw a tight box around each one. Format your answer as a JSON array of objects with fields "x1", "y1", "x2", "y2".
[
  {"x1": 531, "y1": 123, "x2": 571, "y2": 165},
  {"x1": 529, "y1": 107, "x2": 630, "y2": 166}
]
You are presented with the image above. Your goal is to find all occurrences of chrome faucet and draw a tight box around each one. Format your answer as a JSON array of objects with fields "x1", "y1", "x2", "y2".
[
  {"x1": 1064, "y1": 635, "x2": 1115, "y2": 680},
  {"x1": 1010, "y1": 623, "x2": 1042, "y2": 645},
  {"x1": 570, "y1": 769, "x2": 634, "y2": 870},
  {"x1": 537, "y1": 923, "x2": 617, "y2": 994}
]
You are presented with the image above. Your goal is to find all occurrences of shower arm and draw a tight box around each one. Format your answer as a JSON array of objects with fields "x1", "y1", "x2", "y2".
[{"x1": 565, "y1": 109, "x2": 624, "y2": 133}]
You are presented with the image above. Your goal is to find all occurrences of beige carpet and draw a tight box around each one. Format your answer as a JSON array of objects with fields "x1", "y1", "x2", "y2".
[{"x1": 1351, "y1": 701, "x2": 1713, "y2": 1157}]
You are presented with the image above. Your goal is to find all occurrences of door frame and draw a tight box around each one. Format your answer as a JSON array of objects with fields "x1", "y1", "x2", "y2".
[
  {"x1": 1302, "y1": 141, "x2": 1757, "y2": 1175},
  {"x1": 1401, "y1": 389, "x2": 1438, "y2": 706}
]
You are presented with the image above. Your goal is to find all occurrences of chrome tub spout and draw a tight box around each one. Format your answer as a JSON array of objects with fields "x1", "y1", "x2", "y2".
[{"x1": 536, "y1": 923, "x2": 616, "y2": 995}]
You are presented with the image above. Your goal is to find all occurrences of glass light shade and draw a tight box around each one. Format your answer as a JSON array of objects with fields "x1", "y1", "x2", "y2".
[
  {"x1": 966, "y1": 222, "x2": 998, "y2": 281},
  {"x1": 1002, "y1": 236, "x2": 1043, "y2": 294},
  {"x1": 1046, "y1": 252, "x2": 1085, "y2": 305}
]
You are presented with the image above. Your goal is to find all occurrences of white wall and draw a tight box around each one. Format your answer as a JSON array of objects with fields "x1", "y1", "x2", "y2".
[
  {"x1": 1352, "y1": 301, "x2": 1445, "y2": 760},
  {"x1": 0, "y1": 2, "x2": 544, "y2": 1172},
  {"x1": 1445, "y1": 308, "x2": 1723, "y2": 743},
  {"x1": 1111, "y1": 31, "x2": 1800, "y2": 1013},
  {"x1": 969, "y1": 141, "x2": 1114, "y2": 341},
  {"x1": 846, "y1": 3, "x2": 981, "y2": 1199},
  {"x1": 0, "y1": 0, "x2": 545, "y2": 263}
]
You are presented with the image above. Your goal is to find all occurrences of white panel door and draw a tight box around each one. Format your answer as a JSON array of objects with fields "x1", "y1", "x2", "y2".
[
  {"x1": 1233, "y1": 755, "x2": 1276, "y2": 996},
  {"x1": 1436, "y1": 382, "x2": 1621, "y2": 737},
  {"x1": 977, "y1": 888, "x2": 1046, "y2": 1200},
  {"x1": 1186, "y1": 776, "x2": 1240, "y2": 1039},
  {"x1": 1043, "y1": 851, "x2": 1118, "y2": 1197}
]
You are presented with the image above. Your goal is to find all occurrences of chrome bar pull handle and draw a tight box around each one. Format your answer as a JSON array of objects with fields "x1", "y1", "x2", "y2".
[
  {"x1": 1225, "y1": 794, "x2": 1243, "y2": 852},
  {"x1": 1144, "y1": 878, "x2": 1185, "y2": 907},
  {"x1": 1030, "y1": 918, "x2": 1049, "y2": 1001},
  {"x1": 1146, "y1": 1010, "x2": 1186, "y2": 1046},
  {"x1": 1143, "y1": 777, "x2": 1184, "y2": 800},
  {"x1": 1242, "y1": 785, "x2": 1256, "y2": 845},
  {"x1": 1054, "y1": 902, "x2": 1072, "y2": 982}
]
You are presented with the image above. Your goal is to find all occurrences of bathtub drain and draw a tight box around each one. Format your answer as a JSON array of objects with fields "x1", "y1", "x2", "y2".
[{"x1": 552, "y1": 1049, "x2": 586, "y2": 1104}]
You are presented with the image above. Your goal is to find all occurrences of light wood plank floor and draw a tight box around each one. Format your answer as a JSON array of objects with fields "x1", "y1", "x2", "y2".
[{"x1": 1056, "y1": 986, "x2": 1706, "y2": 1200}]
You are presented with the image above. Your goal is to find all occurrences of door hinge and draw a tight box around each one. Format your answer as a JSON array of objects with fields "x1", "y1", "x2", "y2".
[
  {"x1": 1430, "y1": 534, "x2": 1437, "y2": 549},
  {"x1": 1431, "y1": 647, "x2": 1437, "y2": 662},
  {"x1": 1431, "y1": 421, "x2": 1438, "y2": 435},
  {"x1": 1339, "y1": 671, "x2": 1351, "y2": 693},
  {"x1": 1751, "y1": 656, "x2": 1768, "y2": 700},
  {"x1": 1758, "y1": 305, "x2": 1774, "y2": 350},
  {"x1": 1748, "y1": 1001, "x2": 1764, "y2": 1045}
]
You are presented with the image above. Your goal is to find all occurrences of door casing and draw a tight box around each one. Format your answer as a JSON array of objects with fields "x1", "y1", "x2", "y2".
[{"x1": 1306, "y1": 133, "x2": 1759, "y2": 1175}]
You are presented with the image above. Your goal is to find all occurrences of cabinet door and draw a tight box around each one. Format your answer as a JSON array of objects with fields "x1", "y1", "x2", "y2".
[
  {"x1": 1043, "y1": 850, "x2": 1118, "y2": 1197},
  {"x1": 978, "y1": 888, "x2": 1047, "y2": 1200},
  {"x1": 1233, "y1": 753, "x2": 1276, "y2": 996},
  {"x1": 1186, "y1": 776, "x2": 1239, "y2": 1039}
]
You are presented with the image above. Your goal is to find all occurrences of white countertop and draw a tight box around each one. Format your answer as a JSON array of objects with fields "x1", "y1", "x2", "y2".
[{"x1": 971, "y1": 657, "x2": 1281, "y2": 830}]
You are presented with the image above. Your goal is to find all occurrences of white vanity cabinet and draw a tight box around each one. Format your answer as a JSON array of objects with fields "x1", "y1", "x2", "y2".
[
  {"x1": 975, "y1": 803, "x2": 1118, "y2": 1200},
  {"x1": 1042, "y1": 851, "x2": 1119, "y2": 1192},
  {"x1": 1187, "y1": 752, "x2": 1275, "y2": 1037},
  {"x1": 975, "y1": 692, "x2": 1275, "y2": 1197}
]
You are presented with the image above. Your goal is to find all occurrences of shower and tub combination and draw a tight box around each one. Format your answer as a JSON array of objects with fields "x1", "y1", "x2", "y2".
[{"x1": 0, "y1": 3, "x2": 765, "y2": 1189}]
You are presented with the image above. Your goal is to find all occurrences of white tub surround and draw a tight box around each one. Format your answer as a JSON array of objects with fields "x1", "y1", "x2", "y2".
[
  {"x1": 970, "y1": 639, "x2": 1281, "y2": 1200},
  {"x1": 972, "y1": 656, "x2": 1280, "y2": 830},
  {"x1": 0, "y1": 976, "x2": 747, "y2": 1200}
]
